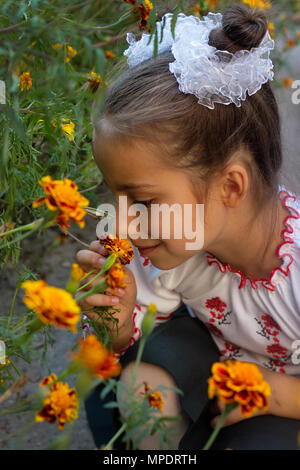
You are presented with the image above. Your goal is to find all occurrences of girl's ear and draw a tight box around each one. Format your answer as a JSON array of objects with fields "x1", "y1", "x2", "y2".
[{"x1": 220, "y1": 163, "x2": 249, "y2": 209}]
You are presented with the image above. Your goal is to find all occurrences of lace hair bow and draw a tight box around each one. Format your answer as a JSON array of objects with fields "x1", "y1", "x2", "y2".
[{"x1": 123, "y1": 12, "x2": 275, "y2": 109}]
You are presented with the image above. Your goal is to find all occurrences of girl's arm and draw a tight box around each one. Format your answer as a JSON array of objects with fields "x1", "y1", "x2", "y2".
[{"x1": 211, "y1": 364, "x2": 300, "y2": 428}]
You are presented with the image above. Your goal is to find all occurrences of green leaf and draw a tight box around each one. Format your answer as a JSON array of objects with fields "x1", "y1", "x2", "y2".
[
  {"x1": 5, "y1": 103, "x2": 28, "y2": 144},
  {"x1": 171, "y1": 6, "x2": 179, "y2": 40},
  {"x1": 83, "y1": 37, "x2": 93, "y2": 64},
  {"x1": 95, "y1": 47, "x2": 106, "y2": 77}
]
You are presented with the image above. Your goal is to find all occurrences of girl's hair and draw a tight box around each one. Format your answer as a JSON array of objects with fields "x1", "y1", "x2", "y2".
[{"x1": 91, "y1": 3, "x2": 295, "y2": 262}]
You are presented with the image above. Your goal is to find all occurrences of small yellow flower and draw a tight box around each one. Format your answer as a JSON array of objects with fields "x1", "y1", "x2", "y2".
[
  {"x1": 32, "y1": 176, "x2": 89, "y2": 234},
  {"x1": 242, "y1": 0, "x2": 271, "y2": 10},
  {"x1": 87, "y1": 71, "x2": 102, "y2": 93},
  {"x1": 66, "y1": 45, "x2": 78, "y2": 62},
  {"x1": 52, "y1": 43, "x2": 63, "y2": 50},
  {"x1": 21, "y1": 280, "x2": 81, "y2": 332},
  {"x1": 147, "y1": 303, "x2": 157, "y2": 315},
  {"x1": 60, "y1": 118, "x2": 75, "y2": 141},
  {"x1": 72, "y1": 334, "x2": 122, "y2": 380},
  {"x1": 70, "y1": 264, "x2": 86, "y2": 282},
  {"x1": 268, "y1": 22, "x2": 275, "y2": 39},
  {"x1": 18, "y1": 71, "x2": 32, "y2": 91},
  {"x1": 36, "y1": 373, "x2": 79, "y2": 430}
]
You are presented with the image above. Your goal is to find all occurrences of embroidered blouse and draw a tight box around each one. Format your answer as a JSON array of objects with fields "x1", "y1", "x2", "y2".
[{"x1": 117, "y1": 185, "x2": 300, "y2": 375}]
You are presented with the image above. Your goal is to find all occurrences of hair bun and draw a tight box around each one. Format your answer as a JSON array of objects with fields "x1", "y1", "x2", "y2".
[{"x1": 222, "y1": 4, "x2": 268, "y2": 50}]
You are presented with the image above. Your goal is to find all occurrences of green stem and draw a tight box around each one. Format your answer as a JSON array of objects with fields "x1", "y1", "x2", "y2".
[
  {"x1": 202, "y1": 402, "x2": 237, "y2": 450},
  {"x1": 75, "y1": 278, "x2": 108, "y2": 303},
  {"x1": 76, "y1": 254, "x2": 116, "y2": 292},
  {"x1": 0, "y1": 218, "x2": 43, "y2": 238},
  {"x1": 130, "y1": 336, "x2": 146, "y2": 390},
  {"x1": 103, "y1": 423, "x2": 128, "y2": 450}
]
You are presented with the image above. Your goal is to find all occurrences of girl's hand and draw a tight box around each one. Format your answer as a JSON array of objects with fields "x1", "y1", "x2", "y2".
[{"x1": 75, "y1": 240, "x2": 137, "y2": 334}]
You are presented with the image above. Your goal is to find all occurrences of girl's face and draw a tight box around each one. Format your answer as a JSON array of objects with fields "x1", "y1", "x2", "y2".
[{"x1": 93, "y1": 132, "x2": 226, "y2": 270}]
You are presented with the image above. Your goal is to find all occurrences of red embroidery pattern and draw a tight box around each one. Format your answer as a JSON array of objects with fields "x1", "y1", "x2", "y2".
[
  {"x1": 140, "y1": 253, "x2": 151, "y2": 266},
  {"x1": 204, "y1": 296, "x2": 242, "y2": 359},
  {"x1": 255, "y1": 312, "x2": 290, "y2": 373},
  {"x1": 205, "y1": 189, "x2": 300, "y2": 291},
  {"x1": 205, "y1": 296, "x2": 232, "y2": 326}
]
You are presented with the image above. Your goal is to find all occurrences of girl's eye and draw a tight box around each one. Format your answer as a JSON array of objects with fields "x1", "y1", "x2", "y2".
[{"x1": 132, "y1": 199, "x2": 154, "y2": 207}]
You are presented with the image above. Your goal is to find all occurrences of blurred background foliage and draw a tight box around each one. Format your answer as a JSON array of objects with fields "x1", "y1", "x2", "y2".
[{"x1": 0, "y1": 0, "x2": 299, "y2": 265}]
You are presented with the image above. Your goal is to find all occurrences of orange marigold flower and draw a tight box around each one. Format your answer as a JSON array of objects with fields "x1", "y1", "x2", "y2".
[
  {"x1": 99, "y1": 234, "x2": 134, "y2": 265},
  {"x1": 21, "y1": 280, "x2": 81, "y2": 332},
  {"x1": 123, "y1": 0, "x2": 153, "y2": 31},
  {"x1": 105, "y1": 50, "x2": 116, "y2": 59},
  {"x1": 208, "y1": 360, "x2": 271, "y2": 417},
  {"x1": 283, "y1": 77, "x2": 293, "y2": 88},
  {"x1": 106, "y1": 262, "x2": 126, "y2": 293},
  {"x1": 36, "y1": 374, "x2": 79, "y2": 430},
  {"x1": 268, "y1": 22, "x2": 275, "y2": 39},
  {"x1": 286, "y1": 38, "x2": 296, "y2": 48},
  {"x1": 32, "y1": 176, "x2": 89, "y2": 234},
  {"x1": 72, "y1": 334, "x2": 121, "y2": 380},
  {"x1": 18, "y1": 71, "x2": 32, "y2": 91},
  {"x1": 140, "y1": 382, "x2": 165, "y2": 412}
]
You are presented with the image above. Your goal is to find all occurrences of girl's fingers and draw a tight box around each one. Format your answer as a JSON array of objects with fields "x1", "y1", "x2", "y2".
[
  {"x1": 76, "y1": 249, "x2": 106, "y2": 271},
  {"x1": 89, "y1": 240, "x2": 109, "y2": 255},
  {"x1": 76, "y1": 293, "x2": 120, "y2": 310}
]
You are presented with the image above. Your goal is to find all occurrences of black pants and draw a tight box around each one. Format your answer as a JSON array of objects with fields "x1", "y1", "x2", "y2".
[{"x1": 84, "y1": 304, "x2": 300, "y2": 450}]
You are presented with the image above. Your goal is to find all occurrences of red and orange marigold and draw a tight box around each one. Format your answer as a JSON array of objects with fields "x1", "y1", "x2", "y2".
[
  {"x1": 208, "y1": 360, "x2": 271, "y2": 417},
  {"x1": 32, "y1": 176, "x2": 89, "y2": 234}
]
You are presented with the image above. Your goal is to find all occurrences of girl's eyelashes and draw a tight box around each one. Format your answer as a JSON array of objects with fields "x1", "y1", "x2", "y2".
[{"x1": 132, "y1": 199, "x2": 154, "y2": 207}]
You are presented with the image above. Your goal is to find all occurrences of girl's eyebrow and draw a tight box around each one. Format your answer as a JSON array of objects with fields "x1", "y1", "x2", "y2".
[{"x1": 115, "y1": 183, "x2": 156, "y2": 190}]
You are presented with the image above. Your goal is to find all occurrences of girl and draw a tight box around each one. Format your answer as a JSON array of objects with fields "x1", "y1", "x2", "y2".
[{"x1": 77, "y1": 4, "x2": 300, "y2": 449}]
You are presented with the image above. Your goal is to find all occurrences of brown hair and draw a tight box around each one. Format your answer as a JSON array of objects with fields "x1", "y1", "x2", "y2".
[{"x1": 91, "y1": 3, "x2": 293, "y2": 261}]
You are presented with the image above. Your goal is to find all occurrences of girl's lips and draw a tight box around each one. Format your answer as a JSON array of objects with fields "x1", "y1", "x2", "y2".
[{"x1": 136, "y1": 244, "x2": 160, "y2": 256}]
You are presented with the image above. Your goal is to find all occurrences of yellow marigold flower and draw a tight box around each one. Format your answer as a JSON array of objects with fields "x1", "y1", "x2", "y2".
[
  {"x1": 60, "y1": 118, "x2": 75, "y2": 141},
  {"x1": 87, "y1": 71, "x2": 102, "y2": 93},
  {"x1": 208, "y1": 360, "x2": 271, "y2": 417},
  {"x1": 71, "y1": 263, "x2": 86, "y2": 282},
  {"x1": 268, "y1": 22, "x2": 275, "y2": 39},
  {"x1": 242, "y1": 0, "x2": 271, "y2": 10},
  {"x1": 66, "y1": 45, "x2": 78, "y2": 62},
  {"x1": 283, "y1": 77, "x2": 293, "y2": 88},
  {"x1": 18, "y1": 71, "x2": 32, "y2": 91},
  {"x1": 106, "y1": 262, "x2": 126, "y2": 293},
  {"x1": 72, "y1": 334, "x2": 122, "y2": 380},
  {"x1": 99, "y1": 234, "x2": 134, "y2": 265},
  {"x1": 21, "y1": 280, "x2": 81, "y2": 332},
  {"x1": 124, "y1": 0, "x2": 153, "y2": 31},
  {"x1": 140, "y1": 382, "x2": 165, "y2": 412},
  {"x1": 52, "y1": 43, "x2": 63, "y2": 50},
  {"x1": 32, "y1": 176, "x2": 89, "y2": 234},
  {"x1": 36, "y1": 374, "x2": 79, "y2": 430}
]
